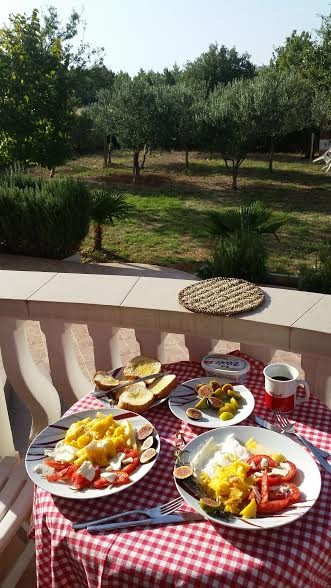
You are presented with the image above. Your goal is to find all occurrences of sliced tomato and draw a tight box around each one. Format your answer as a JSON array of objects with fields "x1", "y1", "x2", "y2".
[
  {"x1": 247, "y1": 455, "x2": 278, "y2": 470},
  {"x1": 269, "y1": 483, "x2": 301, "y2": 504},
  {"x1": 267, "y1": 461, "x2": 297, "y2": 485},
  {"x1": 71, "y1": 465, "x2": 100, "y2": 490},
  {"x1": 120, "y1": 457, "x2": 140, "y2": 475},
  {"x1": 257, "y1": 497, "x2": 290, "y2": 514},
  {"x1": 260, "y1": 470, "x2": 269, "y2": 503},
  {"x1": 113, "y1": 471, "x2": 130, "y2": 486},
  {"x1": 93, "y1": 478, "x2": 110, "y2": 489},
  {"x1": 124, "y1": 448, "x2": 139, "y2": 458},
  {"x1": 44, "y1": 459, "x2": 71, "y2": 471}
]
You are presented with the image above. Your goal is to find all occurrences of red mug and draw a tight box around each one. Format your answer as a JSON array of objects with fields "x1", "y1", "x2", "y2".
[{"x1": 263, "y1": 363, "x2": 309, "y2": 413}]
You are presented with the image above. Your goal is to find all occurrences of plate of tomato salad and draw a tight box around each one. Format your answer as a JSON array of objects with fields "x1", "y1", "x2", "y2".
[
  {"x1": 25, "y1": 408, "x2": 160, "y2": 499},
  {"x1": 174, "y1": 426, "x2": 322, "y2": 530}
]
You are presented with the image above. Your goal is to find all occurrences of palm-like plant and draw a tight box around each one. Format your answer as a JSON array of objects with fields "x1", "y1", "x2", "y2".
[
  {"x1": 201, "y1": 201, "x2": 286, "y2": 282},
  {"x1": 89, "y1": 188, "x2": 132, "y2": 251},
  {"x1": 206, "y1": 201, "x2": 285, "y2": 240}
]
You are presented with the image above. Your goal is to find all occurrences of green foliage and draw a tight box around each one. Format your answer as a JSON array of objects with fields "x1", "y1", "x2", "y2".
[
  {"x1": 184, "y1": 43, "x2": 256, "y2": 95},
  {"x1": 0, "y1": 177, "x2": 90, "y2": 258},
  {"x1": 0, "y1": 8, "x2": 76, "y2": 169},
  {"x1": 89, "y1": 188, "x2": 132, "y2": 250},
  {"x1": 298, "y1": 242, "x2": 331, "y2": 294},
  {"x1": 199, "y1": 231, "x2": 267, "y2": 283},
  {"x1": 89, "y1": 188, "x2": 132, "y2": 225},
  {"x1": 200, "y1": 201, "x2": 286, "y2": 282}
]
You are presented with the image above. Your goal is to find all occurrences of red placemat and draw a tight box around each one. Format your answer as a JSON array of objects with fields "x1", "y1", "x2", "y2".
[{"x1": 31, "y1": 352, "x2": 331, "y2": 588}]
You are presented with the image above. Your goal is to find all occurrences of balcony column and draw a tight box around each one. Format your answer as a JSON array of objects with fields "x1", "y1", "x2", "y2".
[
  {"x1": 0, "y1": 318, "x2": 61, "y2": 441},
  {"x1": 40, "y1": 319, "x2": 91, "y2": 408},
  {"x1": 87, "y1": 323, "x2": 122, "y2": 371},
  {"x1": 184, "y1": 335, "x2": 214, "y2": 362},
  {"x1": 301, "y1": 353, "x2": 331, "y2": 407},
  {"x1": 134, "y1": 329, "x2": 168, "y2": 363},
  {"x1": 239, "y1": 343, "x2": 276, "y2": 366}
]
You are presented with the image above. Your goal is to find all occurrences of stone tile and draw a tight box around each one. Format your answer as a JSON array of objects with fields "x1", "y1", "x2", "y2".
[{"x1": 121, "y1": 277, "x2": 197, "y2": 311}]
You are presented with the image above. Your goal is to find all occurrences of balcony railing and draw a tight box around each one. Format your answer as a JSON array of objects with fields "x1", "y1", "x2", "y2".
[{"x1": 1, "y1": 269, "x2": 331, "y2": 453}]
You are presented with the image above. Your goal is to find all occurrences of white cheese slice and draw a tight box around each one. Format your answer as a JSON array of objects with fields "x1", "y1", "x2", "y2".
[
  {"x1": 53, "y1": 444, "x2": 77, "y2": 463},
  {"x1": 106, "y1": 452, "x2": 125, "y2": 471},
  {"x1": 76, "y1": 460, "x2": 95, "y2": 482},
  {"x1": 100, "y1": 472, "x2": 117, "y2": 483}
]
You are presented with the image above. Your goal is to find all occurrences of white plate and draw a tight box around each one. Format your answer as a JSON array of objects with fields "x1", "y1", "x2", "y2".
[
  {"x1": 168, "y1": 377, "x2": 255, "y2": 427},
  {"x1": 25, "y1": 408, "x2": 160, "y2": 499},
  {"x1": 174, "y1": 426, "x2": 322, "y2": 530},
  {"x1": 94, "y1": 368, "x2": 171, "y2": 412}
]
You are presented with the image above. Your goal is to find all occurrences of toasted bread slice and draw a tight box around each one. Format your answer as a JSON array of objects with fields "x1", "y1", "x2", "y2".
[
  {"x1": 117, "y1": 382, "x2": 154, "y2": 413},
  {"x1": 123, "y1": 356, "x2": 161, "y2": 381},
  {"x1": 93, "y1": 371, "x2": 121, "y2": 391},
  {"x1": 148, "y1": 374, "x2": 177, "y2": 399}
]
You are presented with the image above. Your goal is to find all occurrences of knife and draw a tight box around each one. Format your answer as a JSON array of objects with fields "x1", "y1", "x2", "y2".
[
  {"x1": 91, "y1": 372, "x2": 171, "y2": 399},
  {"x1": 254, "y1": 415, "x2": 331, "y2": 473},
  {"x1": 87, "y1": 512, "x2": 205, "y2": 532}
]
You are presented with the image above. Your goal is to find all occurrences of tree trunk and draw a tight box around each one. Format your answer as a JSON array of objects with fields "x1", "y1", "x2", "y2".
[
  {"x1": 185, "y1": 148, "x2": 189, "y2": 169},
  {"x1": 103, "y1": 137, "x2": 108, "y2": 168},
  {"x1": 49, "y1": 167, "x2": 56, "y2": 178},
  {"x1": 140, "y1": 145, "x2": 149, "y2": 170},
  {"x1": 309, "y1": 131, "x2": 315, "y2": 162},
  {"x1": 268, "y1": 137, "x2": 274, "y2": 172},
  {"x1": 232, "y1": 167, "x2": 238, "y2": 190},
  {"x1": 133, "y1": 151, "x2": 140, "y2": 182},
  {"x1": 93, "y1": 223, "x2": 102, "y2": 251}
]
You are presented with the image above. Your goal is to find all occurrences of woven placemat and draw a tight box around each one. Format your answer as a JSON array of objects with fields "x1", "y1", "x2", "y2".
[{"x1": 178, "y1": 277, "x2": 265, "y2": 317}]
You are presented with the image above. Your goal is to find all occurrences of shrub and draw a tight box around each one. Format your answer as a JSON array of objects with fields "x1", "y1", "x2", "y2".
[
  {"x1": 0, "y1": 178, "x2": 91, "y2": 258},
  {"x1": 0, "y1": 163, "x2": 44, "y2": 190},
  {"x1": 198, "y1": 231, "x2": 268, "y2": 282},
  {"x1": 199, "y1": 201, "x2": 285, "y2": 283},
  {"x1": 298, "y1": 242, "x2": 331, "y2": 294}
]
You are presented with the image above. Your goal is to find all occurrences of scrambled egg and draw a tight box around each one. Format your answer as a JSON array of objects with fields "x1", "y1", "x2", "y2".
[
  {"x1": 61, "y1": 412, "x2": 136, "y2": 467},
  {"x1": 200, "y1": 460, "x2": 254, "y2": 514}
]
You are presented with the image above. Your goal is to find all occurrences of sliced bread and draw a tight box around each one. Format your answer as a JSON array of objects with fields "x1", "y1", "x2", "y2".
[
  {"x1": 148, "y1": 374, "x2": 177, "y2": 399},
  {"x1": 117, "y1": 382, "x2": 154, "y2": 413},
  {"x1": 123, "y1": 356, "x2": 161, "y2": 381},
  {"x1": 93, "y1": 371, "x2": 121, "y2": 391}
]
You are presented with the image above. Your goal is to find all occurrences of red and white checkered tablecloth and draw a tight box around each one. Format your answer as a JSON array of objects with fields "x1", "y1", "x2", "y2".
[{"x1": 31, "y1": 352, "x2": 331, "y2": 588}]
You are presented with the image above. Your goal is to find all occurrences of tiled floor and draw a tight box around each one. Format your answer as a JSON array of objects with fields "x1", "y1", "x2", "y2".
[{"x1": 1, "y1": 254, "x2": 302, "y2": 587}]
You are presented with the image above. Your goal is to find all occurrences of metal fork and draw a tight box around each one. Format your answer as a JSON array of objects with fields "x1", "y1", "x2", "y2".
[
  {"x1": 72, "y1": 496, "x2": 184, "y2": 530},
  {"x1": 274, "y1": 410, "x2": 331, "y2": 473}
]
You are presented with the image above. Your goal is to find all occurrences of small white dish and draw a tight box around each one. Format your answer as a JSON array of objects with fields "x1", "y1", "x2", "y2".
[
  {"x1": 25, "y1": 408, "x2": 160, "y2": 499},
  {"x1": 168, "y1": 377, "x2": 255, "y2": 428},
  {"x1": 174, "y1": 426, "x2": 322, "y2": 530}
]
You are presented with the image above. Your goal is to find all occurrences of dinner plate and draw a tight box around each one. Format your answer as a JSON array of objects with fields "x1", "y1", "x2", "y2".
[
  {"x1": 174, "y1": 426, "x2": 322, "y2": 530},
  {"x1": 168, "y1": 377, "x2": 255, "y2": 427},
  {"x1": 94, "y1": 367, "x2": 171, "y2": 411},
  {"x1": 25, "y1": 408, "x2": 160, "y2": 499}
]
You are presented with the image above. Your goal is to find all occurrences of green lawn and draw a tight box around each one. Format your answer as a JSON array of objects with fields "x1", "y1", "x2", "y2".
[{"x1": 53, "y1": 150, "x2": 331, "y2": 275}]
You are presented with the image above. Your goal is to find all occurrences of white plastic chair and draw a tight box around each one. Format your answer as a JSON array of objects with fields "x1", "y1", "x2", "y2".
[
  {"x1": 0, "y1": 319, "x2": 62, "y2": 588},
  {"x1": 313, "y1": 147, "x2": 331, "y2": 174}
]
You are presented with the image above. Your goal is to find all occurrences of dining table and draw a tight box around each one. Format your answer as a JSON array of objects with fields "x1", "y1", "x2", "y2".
[{"x1": 30, "y1": 351, "x2": 331, "y2": 588}]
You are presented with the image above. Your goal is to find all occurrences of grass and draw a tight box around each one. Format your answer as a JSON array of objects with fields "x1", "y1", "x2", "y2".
[{"x1": 47, "y1": 150, "x2": 331, "y2": 275}]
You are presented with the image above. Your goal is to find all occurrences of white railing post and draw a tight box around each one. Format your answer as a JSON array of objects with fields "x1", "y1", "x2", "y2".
[
  {"x1": 0, "y1": 318, "x2": 61, "y2": 441},
  {"x1": 40, "y1": 319, "x2": 92, "y2": 407},
  {"x1": 301, "y1": 353, "x2": 331, "y2": 407},
  {"x1": 87, "y1": 323, "x2": 122, "y2": 371},
  {"x1": 134, "y1": 329, "x2": 168, "y2": 363},
  {"x1": 0, "y1": 355, "x2": 17, "y2": 457},
  {"x1": 240, "y1": 343, "x2": 276, "y2": 366},
  {"x1": 184, "y1": 335, "x2": 214, "y2": 361}
]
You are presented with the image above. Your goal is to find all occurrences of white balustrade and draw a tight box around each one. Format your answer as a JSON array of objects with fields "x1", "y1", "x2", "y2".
[{"x1": 0, "y1": 269, "x2": 330, "y2": 443}]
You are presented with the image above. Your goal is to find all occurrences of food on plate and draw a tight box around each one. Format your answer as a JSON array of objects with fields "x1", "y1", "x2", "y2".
[
  {"x1": 149, "y1": 374, "x2": 177, "y2": 399},
  {"x1": 123, "y1": 355, "x2": 162, "y2": 381},
  {"x1": 175, "y1": 433, "x2": 300, "y2": 519},
  {"x1": 187, "y1": 381, "x2": 243, "y2": 421},
  {"x1": 117, "y1": 382, "x2": 154, "y2": 412},
  {"x1": 34, "y1": 412, "x2": 157, "y2": 492},
  {"x1": 186, "y1": 407, "x2": 203, "y2": 420},
  {"x1": 93, "y1": 372, "x2": 123, "y2": 391},
  {"x1": 93, "y1": 356, "x2": 177, "y2": 412},
  {"x1": 137, "y1": 423, "x2": 154, "y2": 440}
]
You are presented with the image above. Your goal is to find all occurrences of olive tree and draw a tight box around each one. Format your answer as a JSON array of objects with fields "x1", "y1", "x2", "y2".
[
  {"x1": 204, "y1": 78, "x2": 258, "y2": 189},
  {"x1": 253, "y1": 69, "x2": 314, "y2": 170}
]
